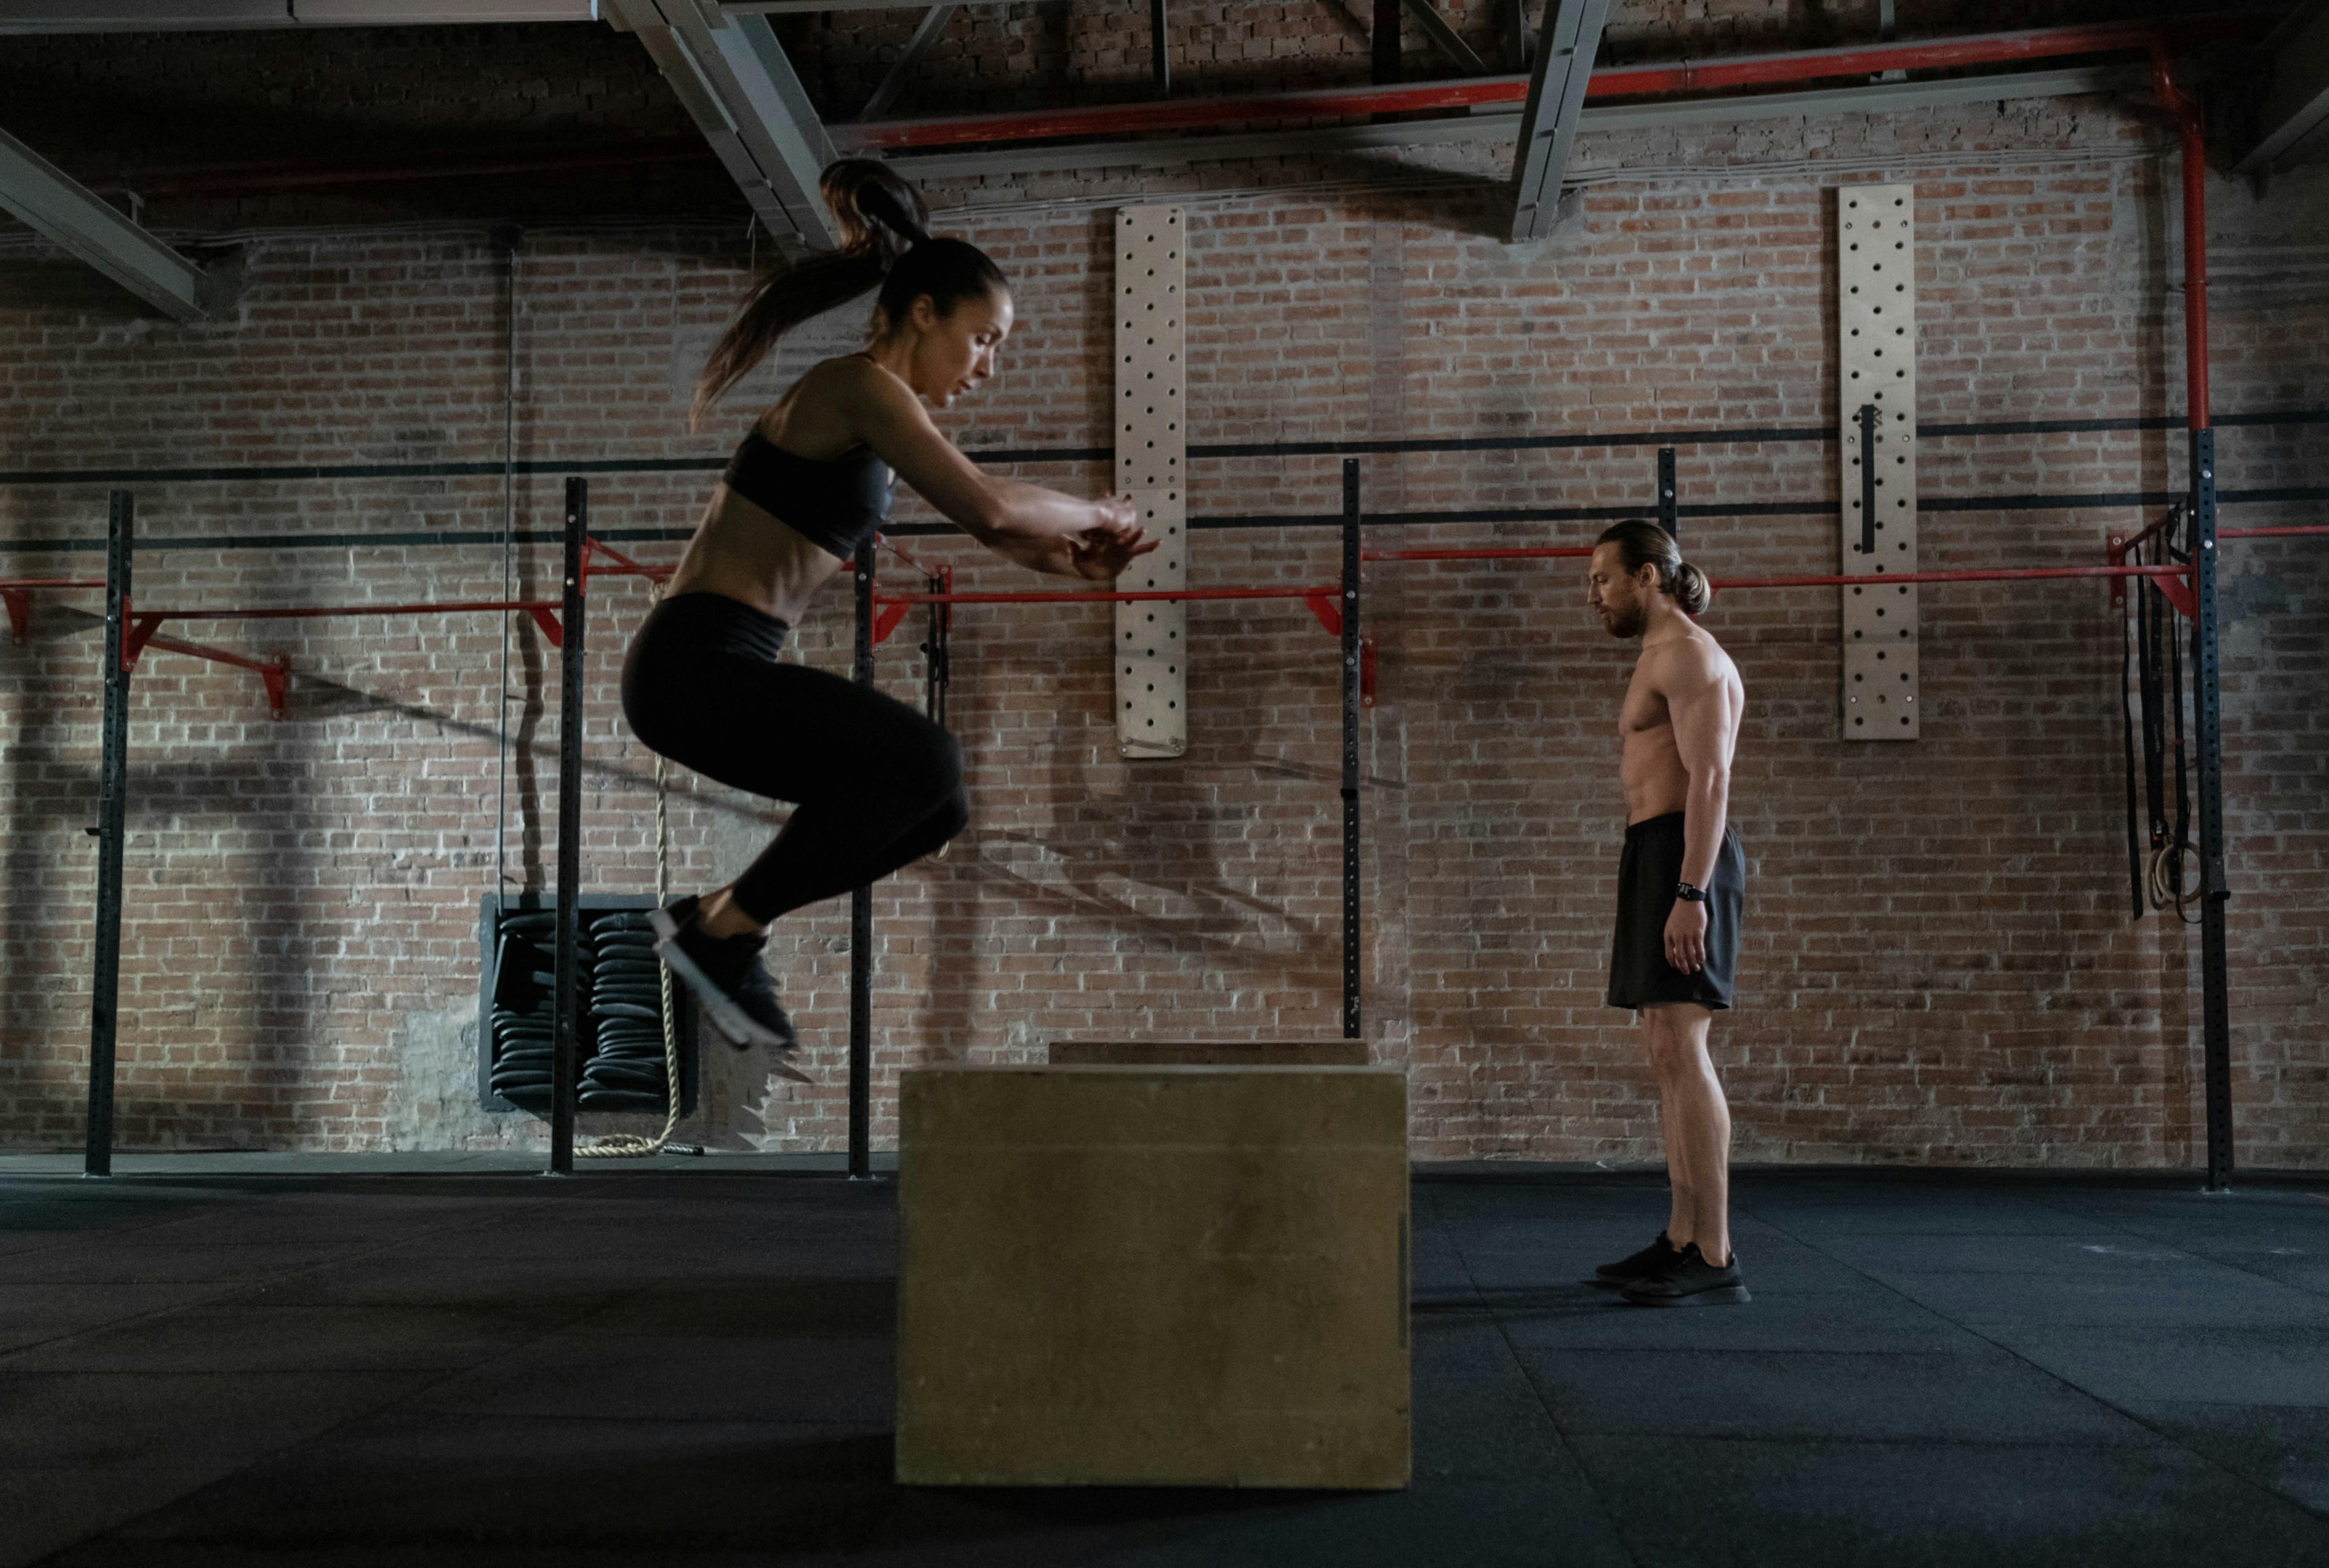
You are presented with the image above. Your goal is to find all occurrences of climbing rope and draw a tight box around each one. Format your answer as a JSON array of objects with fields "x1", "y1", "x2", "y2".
[
  {"x1": 2149, "y1": 840, "x2": 2202, "y2": 926},
  {"x1": 2124, "y1": 505, "x2": 2199, "y2": 926},
  {"x1": 582, "y1": 581, "x2": 696, "y2": 1159}
]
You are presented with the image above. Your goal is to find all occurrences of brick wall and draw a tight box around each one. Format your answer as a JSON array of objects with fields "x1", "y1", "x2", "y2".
[{"x1": 1, "y1": 99, "x2": 2322, "y2": 1166}]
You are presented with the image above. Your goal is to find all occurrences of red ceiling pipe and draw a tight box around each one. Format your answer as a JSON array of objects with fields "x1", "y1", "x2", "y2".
[
  {"x1": 1591, "y1": 16, "x2": 2260, "y2": 99},
  {"x1": 839, "y1": 14, "x2": 2270, "y2": 152},
  {"x1": 2153, "y1": 44, "x2": 2211, "y2": 433}
]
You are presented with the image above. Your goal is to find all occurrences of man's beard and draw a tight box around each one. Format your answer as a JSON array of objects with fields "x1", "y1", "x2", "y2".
[{"x1": 1604, "y1": 599, "x2": 1647, "y2": 639}]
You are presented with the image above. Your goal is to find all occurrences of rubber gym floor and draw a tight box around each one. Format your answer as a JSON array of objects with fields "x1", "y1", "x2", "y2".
[{"x1": 1, "y1": 1156, "x2": 2325, "y2": 1567}]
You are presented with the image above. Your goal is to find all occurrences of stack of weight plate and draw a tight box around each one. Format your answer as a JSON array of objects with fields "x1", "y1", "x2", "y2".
[
  {"x1": 486, "y1": 911, "x2": 560, "y2": 1111},
  {"x1": 580, "y1": 910, "x2": 672, "y2": 1113}
]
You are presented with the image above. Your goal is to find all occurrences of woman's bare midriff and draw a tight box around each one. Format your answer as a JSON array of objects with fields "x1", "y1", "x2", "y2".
[
  {"x1": 661, "y1": 486, "x2": 853, "y2": 626},
  {"x1": 664, "y1": 364, "x2": 878, "y2": 624}
]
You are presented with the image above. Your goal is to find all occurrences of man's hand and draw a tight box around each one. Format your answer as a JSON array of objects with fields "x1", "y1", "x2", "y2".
[{"x1": 1665, "y1": 899, "x2": 1709, "y2": 974}]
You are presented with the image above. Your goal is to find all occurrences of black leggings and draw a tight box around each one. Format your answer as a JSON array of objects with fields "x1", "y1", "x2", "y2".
[{"x1": 621, "y1": 592, "x2": 968, "y2": 923}]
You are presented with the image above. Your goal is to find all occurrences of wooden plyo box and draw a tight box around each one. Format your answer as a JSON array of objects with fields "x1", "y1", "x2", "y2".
[
  {"x1": 1047, "y1": 1039, "x2": 1370, "y2": 1066},
  {"x1": 896, "y1": 1065, "x2": 1410, "y2": 1490}
]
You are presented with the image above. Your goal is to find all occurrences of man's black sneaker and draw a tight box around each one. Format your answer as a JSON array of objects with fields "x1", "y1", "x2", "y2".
[
  {"x1": 1620, "y1": 1243, "x2": 1750, "y2": 1307},
  {"x1": 1592, "y1": 1233, "x2": 1683, "y2": 1289},
  {"x1": 649, "y1": 895, "x2": 809, "y2": 1082}
]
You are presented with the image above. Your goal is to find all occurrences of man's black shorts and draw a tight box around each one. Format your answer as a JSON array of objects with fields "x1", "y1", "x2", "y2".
[{"x1": 1607, "y1": 812, "x2": 1745, "y2": 1011}]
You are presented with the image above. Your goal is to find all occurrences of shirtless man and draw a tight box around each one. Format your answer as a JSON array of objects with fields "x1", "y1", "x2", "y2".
[{"x1": 1583, "y1": 519, "x2": 1750, "y2": 1307}]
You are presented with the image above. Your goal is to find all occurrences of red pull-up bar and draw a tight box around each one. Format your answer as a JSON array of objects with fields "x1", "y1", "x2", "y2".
[
  {"x1": 1710, "y1": 563, "x2": 2193, "y2": 593},
  {"x1": 123, "y1": 600, "x2": 566, "y2": 666},
  {"x1": 871, "y1": 559, "x2": 2193, "y2": 609},
  {"x1": 100, "y1": 598, "x2": 565, "y2": 717}
]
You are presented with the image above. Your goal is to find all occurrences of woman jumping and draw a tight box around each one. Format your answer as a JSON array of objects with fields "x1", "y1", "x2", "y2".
[{"x1": 626, "y1": 161, "x2": 1154, "y2": 1070}]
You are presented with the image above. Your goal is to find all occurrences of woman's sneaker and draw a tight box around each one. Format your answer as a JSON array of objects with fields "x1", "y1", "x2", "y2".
[
  {"x1": 649, "y1": 895, "x2": 809, "y2": 1083},
  {"x1": 1591, "y1": 1233, "x2": 1681, "y2": 1289},
  {"x1": 1620, "y1": 1243, "x2": 1750, "y2": 1307}
]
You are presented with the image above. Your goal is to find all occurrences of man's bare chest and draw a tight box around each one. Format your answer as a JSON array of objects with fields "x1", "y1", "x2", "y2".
[{"x1": 1620, "y1": 666, "x2": 1669, "y2": 737}]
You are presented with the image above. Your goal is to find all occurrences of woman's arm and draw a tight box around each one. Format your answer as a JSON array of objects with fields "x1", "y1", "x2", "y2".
[{"x1": 847, "y1": 361, "x2": 1156, "y2": 579}]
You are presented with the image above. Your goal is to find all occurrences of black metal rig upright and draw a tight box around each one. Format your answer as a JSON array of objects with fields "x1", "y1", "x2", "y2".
[
  {"x1": 849, "y1": 539, "x2": 876, "y2": 1179},
  {"x1": 548, "y1": 479, "x2": 587, "y2": 1176},
  {"x1": 1342, "y1": 460, "x2": 1363, "y2": 1042},
  {"x1": 2190, "y1": 431, "x2": 2232, "y2": 1190},
  {"x1": 84, "y1": 491, "x2": 134, "y2": 1177}
]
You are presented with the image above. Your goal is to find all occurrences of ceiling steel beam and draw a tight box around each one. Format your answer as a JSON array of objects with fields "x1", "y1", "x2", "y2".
[
  {"x1": 844, "y1": 75, "x2": 1530, "y2": 147},
  {"x1": 1403, "y1": 0, "x2": 1488, "y2": 78},
  {"x1": 607, "y1": 0, "x2": 838, "y2": 246},
  {"x1": 1580, "y1": 62, "x2": 2135, "y2": 134},
  {"x1": 876, "y1": 64, "x2": 2135, "y2": 181},
  {"x1": 723, "y1": 0, "x2": 984, "y2": 10},
  {"x1": 39, "y1": 60, "x2": 2137, "y2": 200},
  {"x1": 0, "y1": 0, "x2": 283, "y2": 26},
  {"x1": 856, "y1": 4, "x2": 958, "y2": 123},
  {"x1": 0, "y1": 0, "x2": 597, "y2": 28},
  {"x1": 298, "y1": 0, "x2": 595, "y2": 16},
  {"x1": 839, "y1": 15, "x2": 2269, "y2": 150},
  {"x1": 0, "y1": 124, "x2": 211, "y2": 319},
  {"x1": 2236, "y1": 0, "x2": 2329, "y2": 173},
  {"x1": 1509, "y1": 0, "x2": 1607, "y2": 240}
]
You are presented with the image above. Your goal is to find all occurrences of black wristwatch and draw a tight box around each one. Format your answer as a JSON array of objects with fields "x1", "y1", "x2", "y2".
[{"x1": 1674, "y1": 881, "x2": 1708, "y2": 904}]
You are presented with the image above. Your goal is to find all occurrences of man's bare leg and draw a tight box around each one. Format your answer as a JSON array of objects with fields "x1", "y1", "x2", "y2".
[
  {"x1": 1644, "y1": 1002, "x2": 1731, "y2": 1265},
  {"x1": 1647, "y1": 1010, "x2": 1697, "y2": 1253}
]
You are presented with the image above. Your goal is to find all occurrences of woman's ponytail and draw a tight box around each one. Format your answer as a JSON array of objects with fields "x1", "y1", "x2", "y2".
[
  {"x1": 687, "y1": 160, "x2": 931, "y2": 430},
  {"x1": 849, "y1": 173, "x2": 930, "y2": 250}
]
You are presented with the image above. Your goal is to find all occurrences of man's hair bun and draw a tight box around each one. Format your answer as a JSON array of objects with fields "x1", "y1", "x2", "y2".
[{"x1": 1595, "y1": 518, "x2": 1711, "y2": 616}]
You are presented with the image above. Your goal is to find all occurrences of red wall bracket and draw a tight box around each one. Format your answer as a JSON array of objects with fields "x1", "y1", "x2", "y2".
[
  {"x1": 134, "y1": 630, "x2": 293, "y2": 717},
  {"x1": 123, "y1": 611, "x2": 164, "y2": 669}
]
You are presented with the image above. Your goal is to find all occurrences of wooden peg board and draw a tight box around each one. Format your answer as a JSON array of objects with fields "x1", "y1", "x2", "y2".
[
  {"x1": 1114, "y1": 206, "x2": 1187, "y2": 759},
  {"x1": 1837, "y1": 183, "x2": 1920, "y2": 741}
]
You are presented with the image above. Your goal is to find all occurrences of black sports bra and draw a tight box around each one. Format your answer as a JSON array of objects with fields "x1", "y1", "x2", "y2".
[{"x1": 722, "y1": 428, "x2": 894, "y2": 562}]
